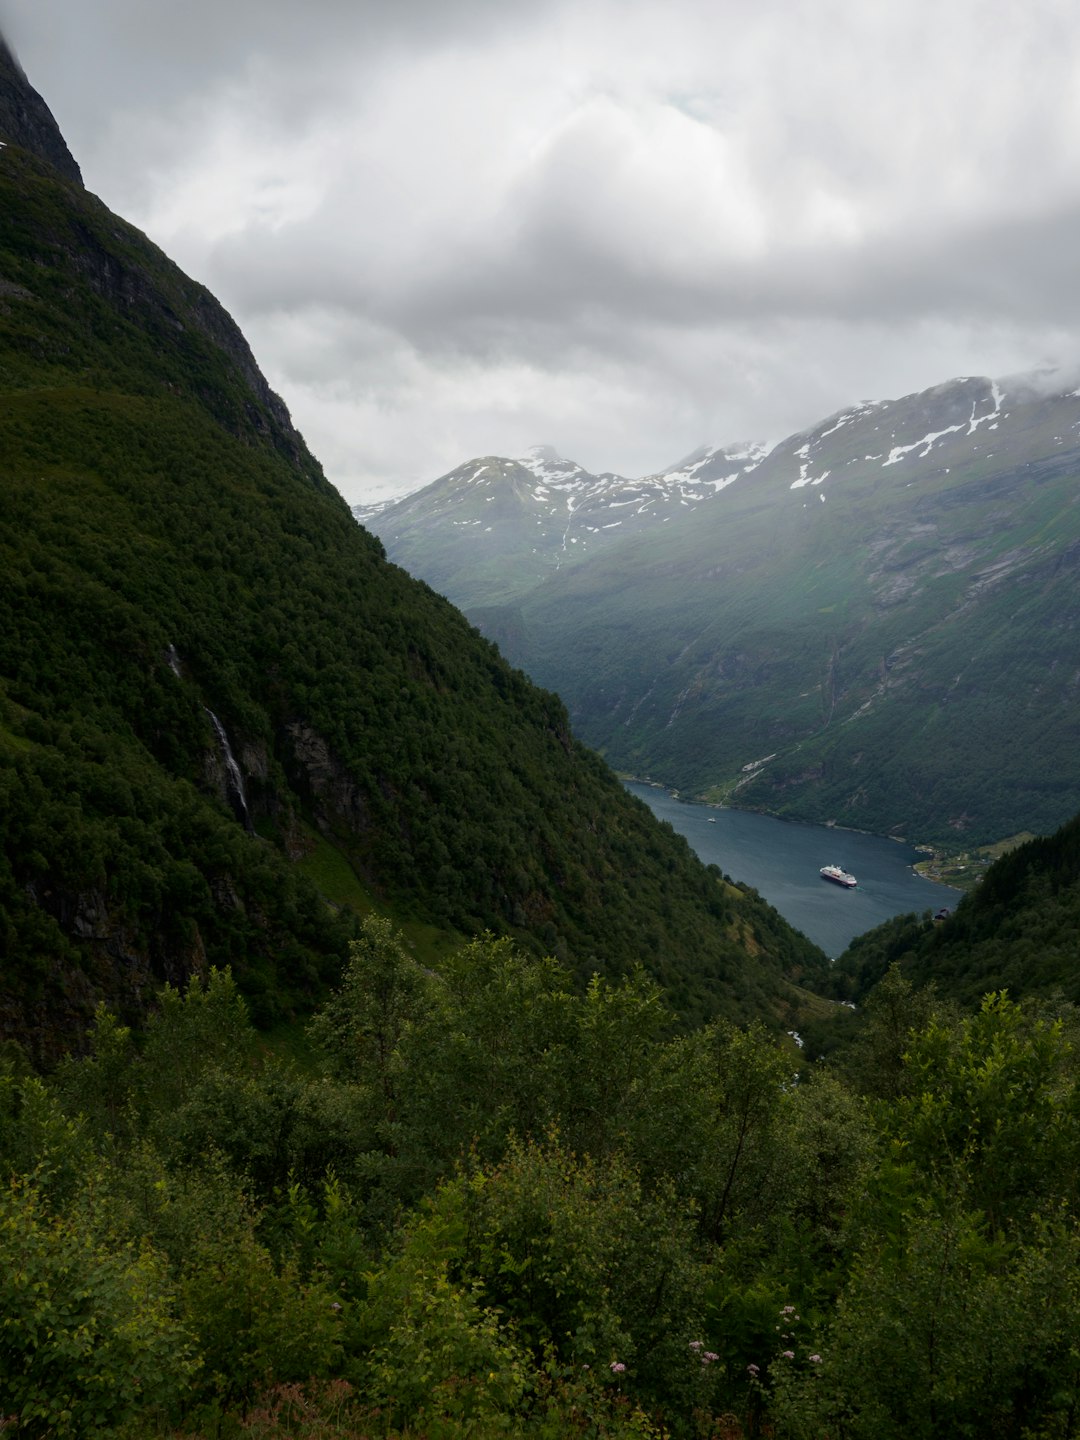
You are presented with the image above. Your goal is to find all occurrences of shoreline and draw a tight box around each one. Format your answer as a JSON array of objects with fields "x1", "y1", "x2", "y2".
[
  {"x1": 620, "y1": 773, "x2": 1031, "y2": 893},
  {"x1": 622, "y1": 773, "x2": 926, "y2": 851},
  {"x1": 621, "y1": 776, "x2": 963, "y2": 954}
]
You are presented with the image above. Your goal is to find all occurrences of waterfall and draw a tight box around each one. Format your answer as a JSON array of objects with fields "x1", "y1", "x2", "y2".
[
  {"x1": 205, "y1": 709, "x2": 253, "y2": 832},
  {"x1": 165, "y1": 643, "x2": 182, "y2": 678}
]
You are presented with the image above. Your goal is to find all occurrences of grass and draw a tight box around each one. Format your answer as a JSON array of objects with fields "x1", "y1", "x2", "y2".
[
  {"x1": 914, "y1": 832, "x2": 1037, "y2": 892},
  {"x1": 294, "y1": 827, "x2": 375, "y2": 915},
  {"x1": 293, "y1": 822, "x2": 465, "y2": 970},
  {"x1": 253, "y1": 1017, "x2": 323, "y2": 1073}
]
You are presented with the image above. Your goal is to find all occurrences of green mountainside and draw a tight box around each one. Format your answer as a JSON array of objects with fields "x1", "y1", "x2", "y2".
[
  {"x1": 0, "y1": 43, "x2": 826, "y2": 1061},
  {"x1": 829, "y1": 808, "x2": 1080, "y2": 1009},
  {"x1": 378, "y1": 381, "x2": 1080, "y2": 850}
]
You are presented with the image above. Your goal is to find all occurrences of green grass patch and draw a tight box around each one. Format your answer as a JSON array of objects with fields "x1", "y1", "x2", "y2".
[
  {"x1": 253, "y1": 1015, "x2": 323, "y2": 1073},
  {"x1": 0, "y1": 723, "x2": 32, "y2": 753},
  {"x1": 396, "y1": 916, "x2": 467, "y2": 969},
  {"x1": 294, "y1": 824, "x2": 464, "y2": 969},
  {"x1": 294, "y1": 827, "x2": 375, "y2": 914},
  {"x1": 914, "y1": 832, "x2": 1038, "y2": 892}
]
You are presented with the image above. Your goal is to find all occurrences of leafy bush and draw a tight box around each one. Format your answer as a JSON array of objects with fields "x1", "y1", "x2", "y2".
[{"x1": 0, "y1": 1176, "x2": 195, "y2": 1436}]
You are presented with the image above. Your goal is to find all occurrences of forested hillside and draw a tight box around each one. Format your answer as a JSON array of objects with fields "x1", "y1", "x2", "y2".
[
  {"x1": 826, "y1": 809, "x2": 1080, "y2": 1009},
  {"x1": 0, "y1": 39, "x2": 826, "y2": 1060}
]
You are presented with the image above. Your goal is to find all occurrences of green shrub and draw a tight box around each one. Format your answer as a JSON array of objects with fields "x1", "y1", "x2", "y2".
[{"x1": 0, "y1": 1175, "x2": 195, "y2": 1436}]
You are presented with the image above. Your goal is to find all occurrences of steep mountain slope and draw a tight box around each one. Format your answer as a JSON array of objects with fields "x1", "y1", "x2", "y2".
[
  {"x1": 831, "y1": 807, "x2": 1080, "y2": 1008},
  {"x1": 0, "y1": 37, "x2": 82, "y2": 184},
  {"x1": 532, "y1": 376, "x2": 1080, "y2": 848},
  {"x1": 359, "y1": 442, "x2": 767, "y2": 609},
  {"x1": 386, "y1": 375, "x2": 1080, "y2": 848},
  {"x1": 0, "y1": 41, "x2": 826, "y2": 1059}
]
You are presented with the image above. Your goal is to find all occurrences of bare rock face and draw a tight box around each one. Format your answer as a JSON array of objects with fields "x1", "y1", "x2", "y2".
[
  {"x1": 0, "y1": 35, "x2": 83, "y2": 185},
  {"x1": 11, "y1": 879, "x2": 208, "y2": 1067},
  {"x1": 0, "y1": 30, "x2": 313, "y2": 471},
  {"x1": 285, "y1": 722, "x2": 372, "y2": 838}
]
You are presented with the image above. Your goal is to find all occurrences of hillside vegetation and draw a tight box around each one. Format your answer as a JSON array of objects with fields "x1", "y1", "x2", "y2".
[
  {"x1": 0, "y1": 67, "x2": 825, "y2": 1060},
  {"x1": 824, "y1": 808, "x2": 1080, "y2": 1010},
  {"x1": 3, "y1": 927, "x2": 1080, "y2": 1438}
]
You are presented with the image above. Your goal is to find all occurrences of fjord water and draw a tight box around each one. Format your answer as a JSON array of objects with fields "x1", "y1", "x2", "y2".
[{"x1": 625, "y1": 782, "x2": 960, "y2": 956}]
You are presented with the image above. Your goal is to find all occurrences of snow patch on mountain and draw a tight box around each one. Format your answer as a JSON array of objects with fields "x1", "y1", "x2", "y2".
[
  {"x1": 817, "y1": 401, "x2": 881, "y2": 440},
  {"x1": 883, "y1": 424, "x2": 965, "y2": 466},
  {"x1": 518, "y1": 444, "x2": 593, "y2": 487},
  {"x1": 791, "y1": 469, "x2": 831, "y2": 489},
  {"x1": 967, "y1": 381, "x2": 1005, "y2": 433},
  {"x1": 662, "y1": 440, "x2": 771, "y2": 491},
  {"x1": 759, "y1": 375, "x2": 1076, "y2": 503}
]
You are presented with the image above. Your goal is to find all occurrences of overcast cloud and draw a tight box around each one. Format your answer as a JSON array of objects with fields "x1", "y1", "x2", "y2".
[{"x1": 3, "y1": 0, "x2": 1080, "y2": 501}]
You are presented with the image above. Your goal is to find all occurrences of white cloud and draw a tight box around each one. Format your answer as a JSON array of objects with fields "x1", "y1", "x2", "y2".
[{"x1": 4, "y1": 0, "x2": 1080, "y2": 501}]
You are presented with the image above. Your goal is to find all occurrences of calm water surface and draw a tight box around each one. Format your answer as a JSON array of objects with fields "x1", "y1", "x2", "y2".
[{"x1": 625, "y1": 782, "x2": 960, "y2": 956}]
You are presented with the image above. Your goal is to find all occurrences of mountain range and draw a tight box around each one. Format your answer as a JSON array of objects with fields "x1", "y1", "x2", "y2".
[
  {"x1": 0, "y1": 36, "x2": 827, "y2": 1060},
  {"x1": 12, "y1": 35, "x2": 1080, "y2": 1440},
  {"x1": 363, "y1": 372, "x2": 1080, "y2": 849},
  {"x1": 355, "y1": 441, "x2": 769, "y2": 609}
]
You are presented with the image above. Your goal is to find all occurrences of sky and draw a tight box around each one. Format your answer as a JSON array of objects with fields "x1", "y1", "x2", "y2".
[{"x1": 3, "y1": 0, "x2": 1080, "y2": 504}]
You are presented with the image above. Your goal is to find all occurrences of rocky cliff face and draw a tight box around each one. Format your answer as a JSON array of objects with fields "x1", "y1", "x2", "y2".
[
  {"x1": 62, "y1": 199, "x2": 313, "y2": 468},
  {"x1": 0, "y1": 36, "x2": 82, "y2": 185},
  {"x1": 0, "y1": 31, "x2": 312, "y2": 473}
]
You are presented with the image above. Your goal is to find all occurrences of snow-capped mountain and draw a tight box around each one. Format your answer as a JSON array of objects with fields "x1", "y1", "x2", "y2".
[
  {"x1": 749, "y1": 373, "x2": 1079, "y2": 504},
  {"x1": 357, "y1": 370, "x2": 1080, "y2": 609},
  {"x1": 355, "y1": 373, "x2": 1080, "y2": 616},
  {"x1": 494, "y1": 369, "x2": 1080, "y2": 847},
  {"x1": 352, "y1": 366, "x2": 1080, "y2": 848},
  {"x1": 513, "y1": 440, "x2": 769, "y2": 541},
  {"x1": 355, "y1": 441, "x2": 769, "y2": 608}
]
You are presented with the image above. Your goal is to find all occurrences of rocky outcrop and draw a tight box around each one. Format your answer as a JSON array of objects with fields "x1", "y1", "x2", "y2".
[
  {"x1": 0, "y1": 28, "x2": 316, "y2": 473},
  {"x1": 61, "y1": 203, "x2": 313, "y2": 466},
  {"x1": 285, "y1": 722, "x2": 373, "y2": 839},
  {"x1": 7, "y1": 880, "x2": 208, "y2": 1068},
  {"x1": 0, "y1": 36, "x2": 82, "y2": 185}
]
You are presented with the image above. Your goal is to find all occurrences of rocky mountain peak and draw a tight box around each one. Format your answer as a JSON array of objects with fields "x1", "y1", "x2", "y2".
[{"x1": 0, "y1": 34, "x2": 83, "y2": 186}]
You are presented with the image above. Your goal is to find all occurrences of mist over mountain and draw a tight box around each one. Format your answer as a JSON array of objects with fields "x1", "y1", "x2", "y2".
[
  {"x1": 367, "y1": 373, "x2": 1080, "y2": 849},
  {"x1": 358, "y1": 440, "x2": 769, "y2": 610}
]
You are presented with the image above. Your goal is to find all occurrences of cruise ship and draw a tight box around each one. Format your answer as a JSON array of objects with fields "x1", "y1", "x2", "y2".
[{"x1": 820, "y1": 864, "x2": 857, "y2": 888}]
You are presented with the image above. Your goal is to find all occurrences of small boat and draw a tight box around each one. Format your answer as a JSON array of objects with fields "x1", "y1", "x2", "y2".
[{"x1": 820, "y1": 864, "x2": 857, "y2": 888}]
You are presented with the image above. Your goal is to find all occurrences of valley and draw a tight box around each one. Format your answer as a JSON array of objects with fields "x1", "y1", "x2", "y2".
[
  {"x1": 5, "y1": 30, "x2": 1080, "y2": 1440},
  {"x1": 623, "y1": 782, "x2": 960, "y2": 956},
  {"x1": 0, "y1": 114, "x2": 832, "y2": 1057},
  {"x1": 365, "y1": 375, "x2": 1080, "y2": 855}
]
